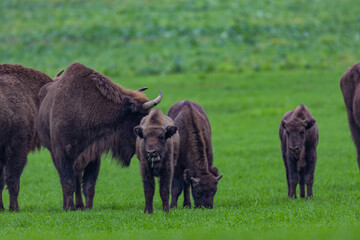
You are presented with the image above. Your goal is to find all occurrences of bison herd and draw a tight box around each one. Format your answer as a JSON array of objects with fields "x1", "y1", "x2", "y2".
[{"x1": 0, "y1": 62, "x2": 359, "y2": 213}]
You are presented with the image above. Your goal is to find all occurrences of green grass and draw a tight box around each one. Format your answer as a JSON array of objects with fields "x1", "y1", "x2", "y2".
[
  {"x1": 2, "y1": 0, "x2": 360, "y2": 239},
  {"x1": 1, "y1": 69, "x2": 360, "y2": 239}
]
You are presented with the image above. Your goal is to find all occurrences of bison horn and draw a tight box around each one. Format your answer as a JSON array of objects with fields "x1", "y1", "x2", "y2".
[
  {"x1": 142, "y1": 91, "x2": 162, "y2": 110},
  {"x1": 137, "y1": 87, "x2": 148, "y2": 92},
  {"x1": 55, "y1": 70, "x2": 64, "y2": 78},
  {"x1": 216, "y1": 174, "x2": 223, "y2": 181},
  {"x1": 190, "y1": 177, "x2": 200, "y2": 185}
]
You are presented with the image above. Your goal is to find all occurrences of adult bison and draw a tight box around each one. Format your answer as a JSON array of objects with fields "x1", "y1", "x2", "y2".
[
  {"x1": 279, "y1": 105, "x2": 318, "y2": 198},
  {"x1": 0, "y1": 64, "x2": 53, "y2": 211},
  {"x1": 340, "y1": 62, "x2": 360, "y2": 171},
  {"x1": 134, "y1": 109, "x2": 179, "y2": 213},
  {"x1": 168, "y1": 100, "x2": 222, "y2": 209},
  {"x1": 37, "y1": 62, "x2": 161, "y2": 210}
]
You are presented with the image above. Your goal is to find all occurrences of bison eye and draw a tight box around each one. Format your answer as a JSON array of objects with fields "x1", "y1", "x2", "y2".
[
  {"x1": 159, "y1": 135, "x2": 165, "y2": 141},
  {"x1": 300, "y1": 130, "x2": 305, "y2": 135}
]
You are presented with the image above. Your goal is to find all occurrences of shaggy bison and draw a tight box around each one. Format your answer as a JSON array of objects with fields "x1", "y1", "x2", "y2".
[
  {"x1": 37, "y1": 62, "x2": 162, "y2": 210},
  {"x1": 168, "y1": 100, "x2": 222, "y2": 209},
  {"x1": 134, "y1": 109, "x2": 179, "y2": 213},
  {"x1": 279, "y1": 105, "x2": 318, "y2": 198},
  {"x1": 340, "y1": 62, "x2": 360, "y2": 171},
  {"x1": 0, "y1": 64, "x2": 53, "y2": 211}
]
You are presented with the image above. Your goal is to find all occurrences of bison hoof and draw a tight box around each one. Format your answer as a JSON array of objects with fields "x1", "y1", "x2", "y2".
[
  {"x1": 183, "y1": 203, "x2": 191, "y2": 208},
  {"x1": 9, "y1": 207, "x2": 19, "y2": 212},
  {"x1": 76, "y1": 203, "x2": 85, "y2": 210},
  {"x1": 144, "y1": 208, "x2": 153, "y2": 214}
]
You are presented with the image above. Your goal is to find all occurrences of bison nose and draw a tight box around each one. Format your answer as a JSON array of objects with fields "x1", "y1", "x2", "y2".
[
  {"x1": 146, "y1": 150, "x2": 158, "y2": 157},
  {"x1": 290, "y1": 146, "x2": 300, "y2": 154}
]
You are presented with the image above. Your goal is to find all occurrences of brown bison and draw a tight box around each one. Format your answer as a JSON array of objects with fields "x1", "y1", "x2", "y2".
[
  {"x1": 340, "y1": 62, "x2": 360, "y2": 171},
  {"x1": 279, "y1": 105, "x2": 318, "y2": 198},
  {"x1": 134, "y1": 109, "x2": 179, "y2": 213},
  {"x1": 168, "y1": 100, "x2": 222, "y2": 209},
  {"x1": 37, "y1": 62, "x2": 161, "y2": 210},
  {"x1": 0, "y1": 64, "x2": 53, "y2": 211}
]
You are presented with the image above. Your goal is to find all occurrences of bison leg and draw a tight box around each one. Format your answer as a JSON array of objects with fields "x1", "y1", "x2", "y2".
[
  {"x1": 74, "y1": 170, "x2": 84, "y2": 210},
  {"x1": 299, "y1": 180, "x2": 305, "y2": 198},
  {"x1": 305, "y1": 149, "x2": 317, "y2": 199},
  {"x1": 82, "y1": 157, "x2": 101, "y2": 209},
  {"x1": 141, "y1": 165, "x2": 155, "y2": 214},
  {"x1": 287, "y1": 158, "x2": 298, "y2": 198},
  {"x1": 299, "y1": 168, "x2": 306, "y2": 198},
  {"x1": 5, "y1": 146, "x2": 27, "y2": 211},
  {"x1": 183, "y1": 181, "x2": 191, "y2": 208},
  {"x1": 281, "y1": 149, "x2": 290, "y2": 197},
  {"x1": 60, "y1": 174, "x2": 75, "y2": 211},
  {"x1": 170, "y1": 168, "x2": 184, "y2": 209},
  {"x1": 54, "y1": 153, "x2": 75, "y2": 211},
  {"x1": 0, "y1": 157, "x2": 4, "y2": 211},
  {"x1": 159, "y1": 172, "x2": 171, "y2": 213},
  {"x1": 345, "y1": 110, "x2": 360, "y2": 171}
]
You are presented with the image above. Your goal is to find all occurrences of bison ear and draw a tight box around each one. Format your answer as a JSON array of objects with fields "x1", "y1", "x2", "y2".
[
  {"x1": 281, "y1": 120, "x2": 287, "y2": 129},
  {"x1": 209, "y1": 166, "x2": 219, "y2": 176},
  {"x1": 123, "y1": 96, "x2": 140, "y2": 113},
  {"x1": 165, "y1": 125, "x2": 177, "y2": 139},
  {"x1": 304, "y1": 118, "x2": 315, "y2": 130},
  {"x1": 190, "y1": 177, "x2": 200, "y2": 187},
  {"x1": 134, "y1": 126, "x2": 144, "y2": 138}
]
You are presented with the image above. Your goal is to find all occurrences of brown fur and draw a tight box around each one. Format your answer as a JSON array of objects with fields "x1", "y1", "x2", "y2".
[
  {"x1": 279, "y1": 105, "x2": 318, "y2": 198},
  {"x1": 340, "y1": 63, "x2": 360, "y2": 171},
  {"x1": 168, "y1": 100, "x2": 222, "y2": 209},
  {"x1": 37, "y1": 62, "x2": 160, "y2": 210},
  {"x1": 0, "y1": 64, "x2": 53, "y2": 211},
  {"x1": 134, "y1": 109, "x2": 179, "y2": 213}
]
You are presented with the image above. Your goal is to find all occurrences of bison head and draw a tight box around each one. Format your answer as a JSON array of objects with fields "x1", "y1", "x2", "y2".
[
  {"x1": 282, "y1": 118, "x2": 315, "y2": 159},
  {"x1": 184, "y1": 168, "x2": 222, "y2": 209},
  {"x1": 134, "y1": 125, "x2": 177, "y2": 177}
]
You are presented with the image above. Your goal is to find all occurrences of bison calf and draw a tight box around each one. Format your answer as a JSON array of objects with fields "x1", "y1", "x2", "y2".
[
  {"x1": 134, "y1": 109, "x2": 179, "y2": 214},
  {"x1": 279, "y1": 105, "x2": 318, "y2": 198},
  {"x1": 168, "y1": 100, "x2": 222, "y2": 209}
]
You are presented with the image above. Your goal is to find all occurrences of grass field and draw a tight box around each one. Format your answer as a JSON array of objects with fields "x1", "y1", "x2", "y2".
[
  {"x1": 1, "y1": 0, "x2": 360, "y2": 239},
  {"x1": 1, "y1": 70, "x2": 360, "y2": 239}
]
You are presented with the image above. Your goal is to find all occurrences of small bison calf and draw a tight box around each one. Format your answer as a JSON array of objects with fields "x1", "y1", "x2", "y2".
[
  {"x1": 168, "y1": 100, "x2": 222, "y2": 209},
  {"x1": 134, "y1": 109, "x2": 179, "y2": 213},
  {"x1": 279, "y1": 105, "x2": 318, "y2": 198}
]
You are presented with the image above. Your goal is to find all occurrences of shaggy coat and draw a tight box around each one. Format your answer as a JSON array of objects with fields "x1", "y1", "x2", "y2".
[
  {"x1": 37, "y1": 62, "x2": 161, "y2": 210},
  {"x1": 168, "y1": 100, "x2": 222, "y2": 209},
  {"x1": 0, "y1": 64, "x2": 53, "y2": 211},
  {"x1": 340, "y1": 62, "x2": 360, "y2": 171},
  {"x1": 134, "y1": 109, "x2": 179, "y2": 213},
  {"x1": 279, "y1": 105, "x2": 318, "y2": 198}
]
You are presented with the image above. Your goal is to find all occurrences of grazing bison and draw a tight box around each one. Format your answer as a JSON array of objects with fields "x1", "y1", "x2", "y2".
[
  {"x1": 0, "y1": 64, "x2": 53, "y2": 211},
  {"x1": 134, "y1": 109, "x2": 179, "y2": 213},
  {"x1": 279, "y1": 105, "x2": 318, "y2": 198},
  {"x1": 37, "y1": 62, "x2": 162, "y2": 210},
  {"x1": 168, "y1": 100, "x2": 222, "y2": 209},
  {"x1": 340, "y1": 62, "x2": 360, "y2": 171}
]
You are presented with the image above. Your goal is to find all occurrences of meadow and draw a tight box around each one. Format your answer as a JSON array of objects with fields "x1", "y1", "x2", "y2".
[{"x1": 1, "y1": 0, "x2": 360, "y2": 239}]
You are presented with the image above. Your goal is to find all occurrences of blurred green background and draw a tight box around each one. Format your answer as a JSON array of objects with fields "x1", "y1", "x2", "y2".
[
  {"x1": 1, "y1": 0, "x2": 360, "y2": 239},
  {"x1": 1, "y1": 0, "x2": 359, "y2": 76}
]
